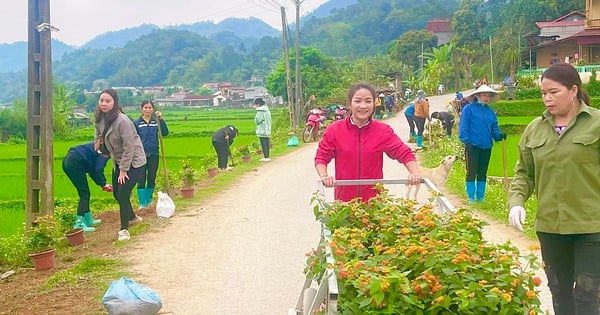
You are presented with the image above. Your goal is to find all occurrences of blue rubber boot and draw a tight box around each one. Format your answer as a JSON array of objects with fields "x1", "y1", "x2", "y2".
[
  {"x1": 410, "y1": 131, "x2": 417, "y2": 138},
  {"x1": 416, "y1": 135, "x2": 423, "y2": 148},
  {"x1": 83, "y1": 211, "x2": 101, "y2": 226},
  {"x1": 137, "y1": 188, "x2": 148, "y2": 208},
  {"x1": 145, "y1": 187, "x2": 154, "y2": 207},
  {"x1": 466, "y1": 181, "x2": 476, "y2": 204},
  {"x1": 476, "y1": 181, "x2": 487, "y2": 202},
  {"x1": 74, "y1": 215, "x2": 96, "y2": 232}
]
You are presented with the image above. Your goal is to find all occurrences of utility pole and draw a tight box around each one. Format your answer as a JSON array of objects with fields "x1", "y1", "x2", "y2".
[
  {"x1": 293, "y1": 0, "x2": 304, "y2": 128},
  {"x1": 27, "y1": 0, "x2": 54, "y2": 226},
  {"x1": 489, "y1": 35, "x2": 494, "y2": 88},
  {"x1": 280, "y1": 7, "x2": 294, "y2": 127}
]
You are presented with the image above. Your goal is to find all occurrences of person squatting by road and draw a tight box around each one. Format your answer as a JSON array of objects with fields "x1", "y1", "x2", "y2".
[
  {"x1": 212, "y1": 125, "x2": 238, "y2": 171},
  {"x1": 94, "y1": 88, "x2": 147, "y2": 242},
  {"x1": 458, "y1": 84, "x2": 506, "y2": 204},
  {"x1": 133, "y1": 100, "x2": 169, "y2": 209},
  {"x1": 62, "y1": 141, "x2": 112, "y2": 232},
  {"x1": 413, "y1": 90, "x2": 430, "y2": 149},
  {"x1": 253, "y1": 97, "x2": 272, "y2": 162},
  {"x1": 431, "y1": 111, "x2": 455, "y2": 138},
  {"x1": 314, "y1": 82, "x2": 421, "y2": 202},
  {"x1": 507, "y1": 63, "x2": 600, "y2": 315}
]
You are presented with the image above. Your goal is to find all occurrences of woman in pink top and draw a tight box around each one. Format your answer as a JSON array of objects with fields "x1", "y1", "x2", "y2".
[{"x1": 314, "y1": 82, "x2": 421, "y2": 202}]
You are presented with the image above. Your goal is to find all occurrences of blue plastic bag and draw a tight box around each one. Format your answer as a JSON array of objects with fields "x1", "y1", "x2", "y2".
[
  {"x1": 287, "y1": 136, "x2": 299, "y2": 147},
  {"x1": 102, "y1": 276, "x2": 162, "y2": 315}
]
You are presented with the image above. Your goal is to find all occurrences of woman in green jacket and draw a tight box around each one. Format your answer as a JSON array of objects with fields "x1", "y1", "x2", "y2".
[{"x1": 508, "y1": 63, "x2": 600, "y2": 315}]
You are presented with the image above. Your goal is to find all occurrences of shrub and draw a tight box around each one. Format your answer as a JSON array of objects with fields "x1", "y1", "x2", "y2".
[
  {"x1": 306, "y1": 190, "x2": 544, "y2": 314},
  {"x1": 26, "y1": 215, "x2": 58, "y2": 253}
]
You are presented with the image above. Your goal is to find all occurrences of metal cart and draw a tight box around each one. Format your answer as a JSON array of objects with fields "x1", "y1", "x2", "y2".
[{"x1": 289, "y1": 178, "x2": 456, "y2": 315}]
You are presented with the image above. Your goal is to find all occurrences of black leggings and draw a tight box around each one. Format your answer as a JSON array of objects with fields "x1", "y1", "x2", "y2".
[
  {"x1": 538, "y1": 232, "x2": 600, "y2": 315},
  {"x1": 464, "y1": 144, "x2": 491, "y2": 182},
  {"x1": 212, "y1": 141, "x2": 229, "y2": 169},
  {"x1": 413, "y1": 116, "x2": 426, "y2": 136},
  {"x1": 62, "y1": 151, "x2": 91, "y2": 216},
  {"x1": 112, "y1": 164, "x2": 144, "y2": 230},
  {"x1": 259, "y1": 137, "x2": 270, "y2": 158},
  {"x1": 138, "y1": 154, "x2": 159, "y2": 188},
  {"x1": 404, "y1": 114, "x2": 415, "y2": 134}
]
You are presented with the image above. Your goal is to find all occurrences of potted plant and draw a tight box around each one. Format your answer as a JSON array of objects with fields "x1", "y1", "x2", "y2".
[
  {"x1": 26, "y1": 215, "x2": 58, "y2": 270},
  {"x1": 198, "y1": 154, "x2": 218, "y2": 178},
  {"x1": 178, "y1": 159, "x2": 196, "y2": 198},
  {"x1": 237, "y1": 145, "x2": 251, "y2": 163},
  {"x1": 249, "y1": 142, "x2": 262, "y2": 155},
  {"x1": 54, "y1": 206, "x2": 84, "y2": 246}
]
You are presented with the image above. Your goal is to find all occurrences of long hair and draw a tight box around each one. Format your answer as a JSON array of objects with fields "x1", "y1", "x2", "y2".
[
  {"x1": 541, "y1": 64, "x2": 591, "y2": 105},
  {"x1": 94, "y1": 88, "x2": 123, "y2": 124}
]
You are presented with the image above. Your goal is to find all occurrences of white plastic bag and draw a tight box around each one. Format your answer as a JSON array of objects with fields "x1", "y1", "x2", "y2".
[
  {"x1": 155, "y1": 191, "x2": 175, "y2": 218},
  {"x1": 102, "y1": 276, "x2": 162, "y2": 315}
]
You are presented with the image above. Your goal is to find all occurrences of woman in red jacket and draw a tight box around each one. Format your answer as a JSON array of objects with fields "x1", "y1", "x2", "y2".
[{"x1": 314, "y1": 82, "x2": 421, "y2": 202}]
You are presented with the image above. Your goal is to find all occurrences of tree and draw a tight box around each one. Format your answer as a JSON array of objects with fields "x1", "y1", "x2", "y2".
[{"x1": 389, "y1": 30, "x2": 437, "y2": 71}]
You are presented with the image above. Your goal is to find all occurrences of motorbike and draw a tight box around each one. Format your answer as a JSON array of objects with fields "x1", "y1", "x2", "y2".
[
  {"x1": 404, "y1": 88, "x2": 413, "y2": 101},
  {"x1": 334, "y1": 105, "x2": 348, "y2": 120},
  {"x1": 302, "y1": 108, "x2": 327, "y2": 143}
]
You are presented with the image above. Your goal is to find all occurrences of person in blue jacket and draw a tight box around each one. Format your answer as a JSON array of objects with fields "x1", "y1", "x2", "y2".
[
  {"x1": 62, "y1": 141, "x2": 113, "y2": 232},
  {"x1": 404, "y1": 101, "x2": 416, "y2": 140},
  {"x1": 458, "y1": 84, "x2": 506, "y2": 204},
  {"x1": 133, "y1": 100, "x2": 169, "y2": 209}
]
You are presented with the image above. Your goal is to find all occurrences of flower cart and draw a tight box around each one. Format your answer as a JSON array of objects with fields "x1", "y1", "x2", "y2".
[{"x1": 290, "y1": 178, "x2": 543, "y2": 315}]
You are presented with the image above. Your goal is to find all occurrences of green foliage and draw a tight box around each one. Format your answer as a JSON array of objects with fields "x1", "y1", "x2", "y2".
[
  {"x1": 178, "y1": 159, "x2": 197, "y2": 187},
  {"x1": 54, "y1": 206, "x2": 76, "y2": 234},
  {"x1": 26, "y1": 215, "x2": 58, "y2": 253},
  {"x1": 44, "y1": 257, "x2": 126, "y2": 289},
  {"x1": 584, "y1": 70, "x2": 600, "y2": 97}
]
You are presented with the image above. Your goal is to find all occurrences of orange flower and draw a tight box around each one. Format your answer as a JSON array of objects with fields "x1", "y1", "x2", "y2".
[
  {"x1": 526, "y1": 290, "x2": 536, "y2": 299},
  {"x1": 533, "y1": 276, "x2": 542, "y2": 286}
]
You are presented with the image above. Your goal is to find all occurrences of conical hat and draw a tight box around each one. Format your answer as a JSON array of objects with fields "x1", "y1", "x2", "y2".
[{"x1": 468, "y1": 84, "x2": 498, "y2": 97}]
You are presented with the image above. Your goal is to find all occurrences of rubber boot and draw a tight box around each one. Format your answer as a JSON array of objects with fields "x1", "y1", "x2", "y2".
[
  {"x1": 137, "y1": 188, "x2": 148, "y2": 208},
  {"x1": 416, "y1": 135, "x2": 423, "y2": 148},
  {"x1": 476, "y1": 181, "x2": 487, "y2": 202},
  {"x1": 83, "y1": 211, "x2": 101, "y2": 226},
  {"x1": 466, "y1": 181, "x2": 476, "y2": 205},
  {"x1": 145, "y1": 187, "x2": 154, "y2": 207},
  {"x1": 74, "y1": 215, "x2": 96, "y2": 232},
  {"x1": 410, "y1": 131, "x2": 417, "y2": 138}
]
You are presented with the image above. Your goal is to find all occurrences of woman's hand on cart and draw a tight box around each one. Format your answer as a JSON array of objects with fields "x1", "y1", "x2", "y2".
[{"x1": 320, "y1": 175, "x2": 334, "y2": 187}]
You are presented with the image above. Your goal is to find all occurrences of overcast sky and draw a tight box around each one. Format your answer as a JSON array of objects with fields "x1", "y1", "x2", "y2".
[{"x1": 1, "y1": 0, "x2": 328, "y2": 46}]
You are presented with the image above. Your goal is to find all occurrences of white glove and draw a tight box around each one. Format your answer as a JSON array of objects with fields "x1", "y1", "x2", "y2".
[{"x1": 508, "y1": 206, "x2": 526, "y2": 231}]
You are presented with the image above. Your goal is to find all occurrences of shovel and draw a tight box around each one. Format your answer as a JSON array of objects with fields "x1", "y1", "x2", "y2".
[{"x1": 156, "y1": 116, "x2": 173, "y2": 197}]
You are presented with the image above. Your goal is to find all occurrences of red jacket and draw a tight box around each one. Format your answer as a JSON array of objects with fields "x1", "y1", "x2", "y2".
[{"x1": 314, "y1": 117, "x2": 416, "y2": 202}]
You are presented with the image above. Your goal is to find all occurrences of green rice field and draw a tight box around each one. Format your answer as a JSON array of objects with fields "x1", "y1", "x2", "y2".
[{"x1": 0, "y1": 107, "x2": 285, "y2": 236}]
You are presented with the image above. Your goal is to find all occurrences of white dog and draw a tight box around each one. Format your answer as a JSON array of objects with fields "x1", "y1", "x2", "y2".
[{"x1": 406, "y1": 155, "x2": 458, "y2": 200}]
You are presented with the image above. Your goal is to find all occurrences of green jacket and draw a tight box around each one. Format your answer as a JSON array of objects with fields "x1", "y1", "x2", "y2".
[
  {"x1": 254, "y1": 105, "x2": 272, "y2": 137},
  {"x1": 508, "y1": 103, "x2": 600, "y2": 234}
]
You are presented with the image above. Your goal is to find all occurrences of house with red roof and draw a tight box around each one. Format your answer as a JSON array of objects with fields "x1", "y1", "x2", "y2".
[
  {"x1": 426, "y1": 19, "x2": 453, "y2": 46},
  {"x1": 527, "y1": 5, "x2": 600, "y2": 68}
]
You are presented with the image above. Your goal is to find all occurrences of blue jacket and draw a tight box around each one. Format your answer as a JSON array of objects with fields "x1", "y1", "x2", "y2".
[
  {"x1": 459, "y1": 102, "x2": 503, "y2": 149},
  {"x1": 404, "y1": 102, "x2": 415, "y2": 117},
  {"x1": 133, "y1": 116, "x2": 169, "y2": 156},
  {"x1": 69, "y1": 142, "x2": 110, "y2": 186}
]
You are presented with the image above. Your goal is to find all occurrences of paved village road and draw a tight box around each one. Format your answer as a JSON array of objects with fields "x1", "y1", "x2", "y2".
[{"x1": 124, "y1": 91, "x2": 553, "y2": 314}]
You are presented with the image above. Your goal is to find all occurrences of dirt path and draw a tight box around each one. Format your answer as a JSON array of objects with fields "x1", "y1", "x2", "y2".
[{"x1": 124, "y1": 92, "x2": 553, "y2": 314}]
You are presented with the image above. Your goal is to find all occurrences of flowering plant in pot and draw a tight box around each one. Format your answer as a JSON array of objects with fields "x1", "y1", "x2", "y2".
[
  {"x1": 27, "y1": 215, "x2": 58, "y2": 270},
  {"x1": 178, "y1": 159, "x2": 197, "y2": 198},
  {"x1": 54, "y1": 206, "x2": 85, "y2": 246},
  {"x1": 305, "y1": 189, "x2": 544, "y2": 314}
]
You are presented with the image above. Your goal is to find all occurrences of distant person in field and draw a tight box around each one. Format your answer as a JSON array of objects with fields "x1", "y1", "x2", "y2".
[
  {"x1": 62, "y1": 141, "x2": 112, "y2": 233},
  {"x1": 413, "y1": 90, "x2": 430, "y2": 149},
  {"x1": 133, "y1": 100, "x2": 169, "y2": 210},
  {"x1": 403, "y1": 101, "x2": 416, "y2": 140},
  {"x1": 211, "y1": 125, "x2": 238, "y2": 171},
  {"x1": 94, "y1": 88, "x2": 147, "y2": 242},
  {"x1": 253, "y1": 98, "x2": 272, "y2": 162},
  {"x1": 314, "y1": 82, "x2": 421, "y2": 202}
]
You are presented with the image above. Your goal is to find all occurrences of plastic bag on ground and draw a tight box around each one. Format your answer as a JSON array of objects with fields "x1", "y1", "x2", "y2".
[
  {"x1": 156, "y1": 191, "x2": 175, "y2": 218},
  {"x1": 287, "y1": 136, "x2": 299, "y2": 147},
  {"x1": 102, "y1": 276, "x2": 162, "y2": 315}
]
